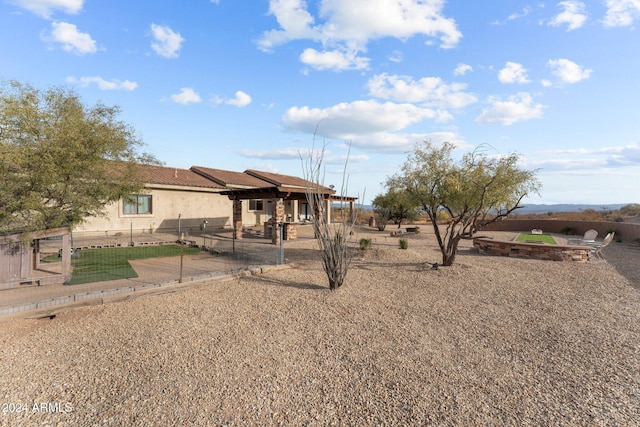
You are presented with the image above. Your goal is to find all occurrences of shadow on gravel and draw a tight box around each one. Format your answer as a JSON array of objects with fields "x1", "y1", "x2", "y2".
[
  {"x1": 604, "y1": 243, "x2": 640, "y2": 291},
  {"x1": 244, "y1": 275, "x2": 326, "y2": 291},
  {"x1": 351, "y1": 260, "x2": 430, "y2": 273}
]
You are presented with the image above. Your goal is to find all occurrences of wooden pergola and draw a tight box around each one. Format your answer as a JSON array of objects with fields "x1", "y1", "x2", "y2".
[{"x1": 221, "y1": 185, "x2": 356, "y2": 244}]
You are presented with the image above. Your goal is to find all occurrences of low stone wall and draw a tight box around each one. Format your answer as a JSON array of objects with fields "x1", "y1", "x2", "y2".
[
  {"x1": 473, "y1": 237, "x2": 591, "y2": 262},
  {"x1": 481, "y1": 219, "x2": 640, "y2": 242}
]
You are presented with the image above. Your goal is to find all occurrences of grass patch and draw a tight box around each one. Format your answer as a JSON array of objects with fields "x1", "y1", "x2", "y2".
[
  {"x1": 516, "y1": 233, "x2": 557, "y2": 245},
  {"x1": 45, "y1": 245, "x2": 201, "y2": 285}
]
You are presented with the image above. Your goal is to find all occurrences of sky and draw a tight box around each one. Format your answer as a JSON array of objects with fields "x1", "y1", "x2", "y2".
[{"x1": 1, "y1": 0, "x2": 639, "y2": 206}]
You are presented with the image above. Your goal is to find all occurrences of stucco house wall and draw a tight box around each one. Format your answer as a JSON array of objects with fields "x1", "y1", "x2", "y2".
[{"x1": 74, "y1": 185, "x2": 232, "y2": 237}]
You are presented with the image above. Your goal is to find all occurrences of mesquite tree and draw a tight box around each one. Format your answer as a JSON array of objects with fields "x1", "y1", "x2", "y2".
[
  {"x1": 0, "y1": 80, "x2": 157, "y2": 233},
  {"x1": 372, "y1": 189, "x2": 420, "y2": 229},
  {"x1": 389, "y1": 141, "x2": 540, "y2": 266},
  {"x1": 301, "y1": 143, "x2": 358, "y2": 290}
]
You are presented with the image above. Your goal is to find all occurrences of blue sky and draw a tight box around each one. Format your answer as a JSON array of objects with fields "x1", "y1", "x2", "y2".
[{"x1": 1, "y1": 0, "x2": 639, "y2": 206}]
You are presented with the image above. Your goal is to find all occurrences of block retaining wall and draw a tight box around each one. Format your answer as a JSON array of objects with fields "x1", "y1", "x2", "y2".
[
  {"x1": 481, "y1": 219, "x2": 640, "y2": 242},
  {"x1": 473, "y1": 238, "x2": 591, "y2": 262}
]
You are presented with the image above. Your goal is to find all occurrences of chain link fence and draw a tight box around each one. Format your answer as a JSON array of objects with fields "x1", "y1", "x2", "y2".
[{"x1": 1, "y1": 226, "x2": 284, "y2": 315}]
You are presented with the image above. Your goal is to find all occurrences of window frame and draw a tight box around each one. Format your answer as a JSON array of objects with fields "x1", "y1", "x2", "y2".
[
  {"x1": 123, "y1": 194, "x2": 153, "y2": 215},
  {"x1": 249, "y1": 199, "x2": 264, "y2": 211}
]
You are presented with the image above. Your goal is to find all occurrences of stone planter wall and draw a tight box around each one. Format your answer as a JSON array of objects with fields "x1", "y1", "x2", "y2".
[
  {"x1": 480, "y1": 219, "x2": 640, "y2": 242},
  {"x1": 473, "y1": 238, "x2": 591, "y2": 262}
]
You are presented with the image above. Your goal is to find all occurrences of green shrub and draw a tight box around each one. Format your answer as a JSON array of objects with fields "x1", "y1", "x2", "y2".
[
  {"x1": 399, "y1": 238, "x2": 408, "y2": 250},
  {"x1": 359, "y1": 238, "x2": 372, "y2": 250},
  {"x1": 607, "y1": 228, "x2": 622, "y2": 242},
  {"x1": 560, "y1": 226, "x2": 573, "y2": 235}
]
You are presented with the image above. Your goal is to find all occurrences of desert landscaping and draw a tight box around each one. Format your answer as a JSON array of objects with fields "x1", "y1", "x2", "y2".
[{"x1": 1, "y1": 227, "x2": 639, "y2": 426}]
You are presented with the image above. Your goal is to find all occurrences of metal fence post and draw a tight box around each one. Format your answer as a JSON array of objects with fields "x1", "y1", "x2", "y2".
[{"x1": 279, "y1": 222, "x2": 284, "y2": 265}]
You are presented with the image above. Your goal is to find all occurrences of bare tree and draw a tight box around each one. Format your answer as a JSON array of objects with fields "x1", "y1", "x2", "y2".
[{"x1": 301, "y1": 140, "x2": 359, "y2": 290}]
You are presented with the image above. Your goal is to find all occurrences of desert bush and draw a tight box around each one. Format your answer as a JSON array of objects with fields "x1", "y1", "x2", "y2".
[
  {"x1": 359, "y1": 238, "x2": 372, "y2": 250},
  {"x1": 561, "y1": 226, "x2": 573, "y2": 235},
  {"x1": 302, "y1": 140, "x2": 358, "y2": 290},
  {"x1": 399, "y1": 238, "x2": 408, "y2": 249},
  {"x1": 607, "y1": 228, "x2": 622, "y2": 242}
]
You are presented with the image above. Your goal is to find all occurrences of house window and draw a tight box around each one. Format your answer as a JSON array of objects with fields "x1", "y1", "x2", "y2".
[
  {"x1": 123, "y1": 195, "x2": 152, "y2": 215},
  {"x1": 249, "y1": 199, "x2": 264, "y2": 211}
]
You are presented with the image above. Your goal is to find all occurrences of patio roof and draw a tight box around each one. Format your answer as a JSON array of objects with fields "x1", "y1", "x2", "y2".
[{"x1": 220, "y1": 185, "x2": 335, "y2": 201}]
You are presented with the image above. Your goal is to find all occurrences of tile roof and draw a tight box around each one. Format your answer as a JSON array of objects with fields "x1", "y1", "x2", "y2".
[
  {"x1": 190, "y1": 166, "x2": 271, "y2": 188},
  {"x1": 137, "y1": 164, "x2": 225, "y2": 189},
  {"x1": 135, "y1": 164, "x2": 339, "y2": 196},
  {"x1": 244, "y1": 169, "x2": 329, "y2": 190}
]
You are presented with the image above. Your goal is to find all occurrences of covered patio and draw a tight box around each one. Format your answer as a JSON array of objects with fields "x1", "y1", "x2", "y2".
[{"x1": 222, "y1": 186, "x2": 356, "y2": 245}]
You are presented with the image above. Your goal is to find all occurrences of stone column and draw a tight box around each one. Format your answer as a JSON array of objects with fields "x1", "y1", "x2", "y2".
[
  {"x1": 232, "y1": 199, "x2": 243, "y2": 240},
  {"x1": 271, "y1": 198, "x2": 285, "y2": 245}
]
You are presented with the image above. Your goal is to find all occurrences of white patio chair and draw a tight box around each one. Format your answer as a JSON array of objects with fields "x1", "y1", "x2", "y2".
[
  {"x1": 590, "y1": 232, "x2": 614, "y2": 259},
  {"x1": 582, "y1": 229, "x2": 598, "y2": 244}
]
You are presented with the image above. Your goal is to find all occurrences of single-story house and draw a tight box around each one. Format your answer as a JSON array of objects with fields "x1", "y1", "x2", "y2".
[{"x1": 74, "y1": 164, "x2": 355, "y2": 242}]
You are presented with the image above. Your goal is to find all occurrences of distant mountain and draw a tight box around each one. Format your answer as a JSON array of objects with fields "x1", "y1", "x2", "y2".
[
  {"x1": 337, "y1": 203, "x2": 629, "y2": 214},
  {"x1": 515, "y1": 204, "x2": 627, "y2": 214}
]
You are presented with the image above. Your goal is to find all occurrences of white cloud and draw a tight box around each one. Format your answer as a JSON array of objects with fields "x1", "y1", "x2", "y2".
[
  {"x1": 548, "y1": 58, "x2": 592, "y2": 83},
  {"x1": 150, "y1": 24, "x2": 185, "y2": 58},
  {"x1": 7, "y1": 0, "x2": 83, "y2": 18},
  {"x1": 169, "y1": 88, "x2": 201, "y2": 104},
  {"x1": 257, "y1": 0, "x2": 319, "y2": 51},
  {"x1": 66, "y1": 76, "x2": 137, "y2": 91},
  {"x1": 347, "y1": 131, "x2": 468, "y2": 154},
  {"x1": 238, "y1": 147, "x2": 370, "y2": 164},
  {"x1": 603, "y1": 0, "x2": 640, "y2": 27},
  {"x1": 492, "y1": 6, "x2": 534, "y2": 25},
  {"x1": 388, "y1": 50, "x2": 403, "y2": 63},
  {"x1": 226, "y1": 91, "x2": 252, "y2": 107},
  {"x1": 475, "y1": 93, "x2": 545, "y2": 126},
  {"x1": 258, "y1": 0, "x2": 461, "y2": 71},
  {"x1": 453, "y1": 63, "x2": 472, "y2": 76},
  {"x1": 366, "y1": 73, "x2": 477, "y2": 110},
  {"x1": 212, "y1": 90, "x2": 253, "y2": 107},
  {"x1": 548, "y1": 1, "x2": 588, "y2": 30},
  {"x1": 529, "y1": 143, "x2": 640, "y2": 170},
  {"x1": 42, "y1": 21, "x2": 96, "y2": 54},
  {"x1": 282, "y1": 100, "x2": 439, "y2": 138},
  {"x1": 498, "y1": 62, "x2": 530, "y2": 84},
  {"x1": 508, "y1": 6, "x2": 533, "y2": 21},
  {"x1": 238, "y1": 147, "x2": 305, "y2": 160},
  {"x1": 300, "y1": 48, "x2": 369, "y2": 71}
]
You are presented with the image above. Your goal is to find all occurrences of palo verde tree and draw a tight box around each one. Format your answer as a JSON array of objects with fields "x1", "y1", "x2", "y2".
[
  {"x1": 372, "y1": 188, "x2": 420, "y2": 230},
  {"x1": 301, "y1": 141, "x2": 358, "y2": 290},
  {"x1": 0, "y1": 80, "x2": 158, "y2": 234},
  {"x1": 389, "y1": 141, "x2": 540, "y2": 266}
]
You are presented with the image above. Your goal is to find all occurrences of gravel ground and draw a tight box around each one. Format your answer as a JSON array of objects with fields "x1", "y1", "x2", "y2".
[{"x1": 1, "y1": 228, "x2": 639, "y2": 426}]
